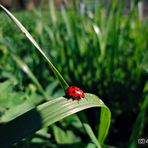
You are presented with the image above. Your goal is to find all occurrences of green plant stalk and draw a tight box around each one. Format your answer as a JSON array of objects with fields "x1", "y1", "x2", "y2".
[
  {"x1": 83, "y1": 122, "x2": 102, "y2": 148},
  {"x1": 0, "y1": 4, "x2": 69, "y2": 90},
  {"x1": 78, "y1": 112, "x2": 102, "y2": 148}
]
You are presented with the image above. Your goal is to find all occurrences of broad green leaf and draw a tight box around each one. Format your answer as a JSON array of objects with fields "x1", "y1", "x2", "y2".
[
  {"x1": 0, "y1": 80, "x2": 13, "y2": 95},
  {"x1": 0, "y1": 101, "x2": 35, "y2": 122},
  {"x1": 0, "y1": 80, "x2": 25, "y2": 109},
  {"x1": 0, "y1": 93, "x2": 111, "y2": 147},
  {"x1": 0, "y1": 80, "x2": 44, "y2": 119},
  {"x1": 52, "y1": 124, "x2": 80, "y2": 144}
]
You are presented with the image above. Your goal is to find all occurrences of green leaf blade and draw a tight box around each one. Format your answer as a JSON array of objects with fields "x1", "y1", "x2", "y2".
[
  {"x1": 38, "y1": 93, "x2": 103, "y2": 127},
  {"x1": 0, "y1": 4, "x2": 69, "y2": 90},
  {"x1": 0, "y1": 93, "x2": 111, "y2": 147}
]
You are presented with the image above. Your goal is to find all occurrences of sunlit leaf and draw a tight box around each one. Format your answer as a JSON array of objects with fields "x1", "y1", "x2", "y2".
[{"x1": 0, "y1": 93, "x2": 111, "y2": 147}]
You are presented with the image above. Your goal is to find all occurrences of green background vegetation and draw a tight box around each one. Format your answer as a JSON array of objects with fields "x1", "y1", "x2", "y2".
[{"x1": 0, "y1": 0, "x2": 148, "y2": 147}]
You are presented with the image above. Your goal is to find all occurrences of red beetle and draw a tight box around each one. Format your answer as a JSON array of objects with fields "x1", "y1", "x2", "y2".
[{"x1": 65, "y1": 86, "x2": 85, "y2": 99}]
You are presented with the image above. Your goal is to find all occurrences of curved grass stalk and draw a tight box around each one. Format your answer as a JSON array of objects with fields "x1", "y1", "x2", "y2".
[
  {"x1": 0, "y1": 4, "x2": 69, "y2": 90},
  {"x1": 0, "y1": 93, "x2": 110, "y2": 148}
]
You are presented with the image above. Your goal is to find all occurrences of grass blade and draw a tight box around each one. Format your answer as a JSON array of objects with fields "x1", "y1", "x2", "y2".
[
  {"x1": 0, "y1": 93, "x2": 111, "y2": 147},
  {"x1": 0, "y1": 4, "x2": 69, "y2": 90},
  {"x1": 98, "y1": 107, "x2": 111, "y2": 143}
]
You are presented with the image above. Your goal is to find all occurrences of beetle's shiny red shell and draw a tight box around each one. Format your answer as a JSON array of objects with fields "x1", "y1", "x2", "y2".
[{"x1": 65, "y1": 86, "x2": 85, "y2": 99}]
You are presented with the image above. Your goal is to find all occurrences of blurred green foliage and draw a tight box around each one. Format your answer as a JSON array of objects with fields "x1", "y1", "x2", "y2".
[{"x1": 0, "y1": 0, "x2": 148, "y2": 147}]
